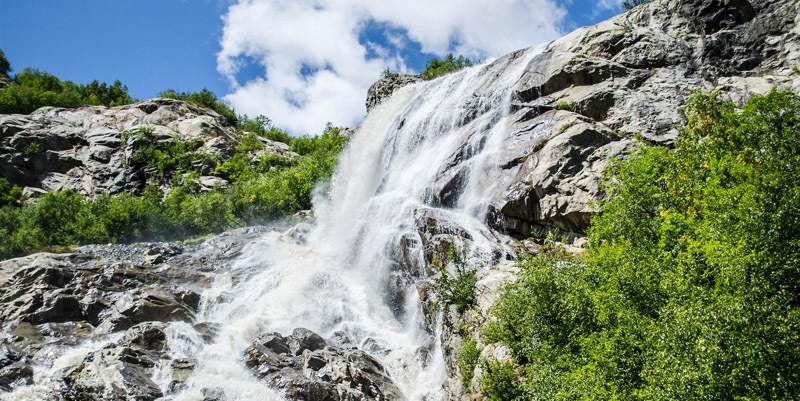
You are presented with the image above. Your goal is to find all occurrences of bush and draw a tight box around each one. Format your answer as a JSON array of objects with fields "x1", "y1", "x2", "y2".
[
  {"x1": 481, "y1": 89, "x2": 800, "y2": 401},
  {"x1": 0, "y1": 67, "x2": 132, "y2": 114},
  {"x1": 421, "y1": 54, "x2": 474, "y2": 80},
  {"x1": 0, "y1": 178, "x2": 22, "y2": 206},
  {"x1": 432, "y1": 249, "x2": 478, "y2": 312},
  {"x1": 458, "y1": 337, "x2": 481, "y2": 388},
  {"x1": 159, "y1": 88, "x2": 237, "y2": 125},
  {"x1": 480, "y1": 361, "x2": 526, "y2": 401}
]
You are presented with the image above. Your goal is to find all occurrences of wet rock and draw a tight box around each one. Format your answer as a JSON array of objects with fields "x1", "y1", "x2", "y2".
[
  {"x1": 118, "y1": 322, "x2": 168, "y2": 353},
  {"x1": 0, "y1": 345, "x2": 34, "y2": 391},
  {"x1": 245, "y1": 328, "x2": 403, "y2": 401},
  {"x1": 169, "y1": 358, "x2": 197, "y2": 392},
  {"x1": 287, "y1": 328, "x2": 327, "y2": 356},
  {"x1": 201, "y1": 386, "x2": 227, "y2": 401},
  {"x1": 63, "y1": 344, "x2": 163, "y2": 401}
]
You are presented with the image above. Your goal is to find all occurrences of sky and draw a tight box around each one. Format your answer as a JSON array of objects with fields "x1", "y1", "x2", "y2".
[{"x1": 0, "y1": 0, "x2": 625, "y2": 135}]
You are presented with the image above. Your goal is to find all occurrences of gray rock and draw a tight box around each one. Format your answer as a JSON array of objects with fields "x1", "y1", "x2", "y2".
[
  {"x1": 478, "y1": 0, "x2": 800, "y2": 236},
  {"x1": 0, "y1": 344, "x2": 34, "y2": 391},
  {"x1": 0, "y1": 98, "x2": 294, "y2": 198},
  {"x1": 63, "y1": 344, "x2": 163, "y2": 401},
  {"x1": 244, "y1": 328, "x2": 404, "y2": 401},
  {"x1": 366, "y1": 74, "x2": 422, "y2": 111}
]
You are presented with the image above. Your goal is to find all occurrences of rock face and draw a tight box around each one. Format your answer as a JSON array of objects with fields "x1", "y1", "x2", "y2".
[
  {"x1": 488, "y1": 0, "x2": 799, "y2": 238},
  {"x1": 0, "y1": 226, "x2": 275, "y2": 397},
  {"x1": 0, "y1": 98, "x2": 295, "y2": 196},
  {"x1": 244, "y1": 328, "x2": 404, "y2": 401},
  {"x1": 366, "y1": 74, "x2": 422, "y2": 111},
  {"x1": 429, "y1": 0, "x2": 800, "y2": 398}
]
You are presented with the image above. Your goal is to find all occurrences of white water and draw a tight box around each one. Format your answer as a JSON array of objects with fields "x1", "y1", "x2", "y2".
[{"x1": 6, "y1": 45, "x2": 544, "y2": 401}]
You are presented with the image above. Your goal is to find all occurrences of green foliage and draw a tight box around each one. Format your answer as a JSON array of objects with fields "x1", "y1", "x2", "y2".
[
  {"x1": 130, "y1": 137, "x2": 216, "y2": 178},
  {"x1": 432, "y1": 249, "x2": 478, "y2": 312},
  {"x1": 554, "y1": 101, "x2": 577, "y2": 111},
  {"x1": 0, "y1": 48, "x2": 10, "y2": 76},
  {"x1": 481, "y1": 89, "x2": 800, "y2": 401},
  {"x1": 159, "y1": 88, "x2": 237, "y2": 125},
  {"x1": 0, "y1": 67, "x2": 132, "y2": 114},
  {"x1": 480, "y1": 361, "x2": 526, "y2": 401},
  {"x1": 557, "y1": 121, "x2": 576, "y2": 135},
  {"x1": 623, "y1": 0, "x2": 651, "y2": 10},
  {"x1": 381, "y1": 67, "x2": 398, "y2": 79},
  {"x1": 421, "y1": 54, "x2": 474, "y2": 80},
  {"x1": 0, "y1": 178, "x2": 22, "y2": 207},
  {"x1": 458, "y1": 337, "x2": 481, "y2": 388},
  {"x1": 237, "y1": 132, "x2": 265, "y2": 153},
  {"x1": 215, "y1": 153, "x2": 256, "y2": 182},
  {"x1": 0, "y1": 121, "x2": 348, "y2": 260},
  {"x1": 23, "y1": 142, "x2": 42, "y2": 155}
]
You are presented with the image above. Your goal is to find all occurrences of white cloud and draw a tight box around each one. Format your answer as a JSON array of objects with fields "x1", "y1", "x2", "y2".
[
  {"x1": 595, "y1": 0, "x2": 624, "y2": 13},
  {"x1": 218, "y1": 0, "x2": 567, "y2": 135}
]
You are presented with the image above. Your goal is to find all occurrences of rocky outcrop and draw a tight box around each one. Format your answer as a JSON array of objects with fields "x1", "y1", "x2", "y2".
[
  {"x1": 0, "y1": 98, "x2": 295, "y2": 197},
  {"x1": 244, "y1": 328, "x2": 404, "y2": 401},
  {"x1": 366, "y1": 74, "x2": 422, "y2": 111},
  {"x1": 0, "y1": 226, "x2": 275, "y2": 397},
  {"x1": 488, "y1": 0, "x2": 799, "y2": 238}
]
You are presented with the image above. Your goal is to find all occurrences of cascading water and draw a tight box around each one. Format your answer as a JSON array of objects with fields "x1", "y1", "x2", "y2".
[{"x1": 6, "y1": 44, "x2": 547, "y2": 401}]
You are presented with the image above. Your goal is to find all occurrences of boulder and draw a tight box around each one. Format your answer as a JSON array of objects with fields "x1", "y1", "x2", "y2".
[
  {"x1": 244, "y1": 328, "x2": 404, "y2": 401},
  {"x1": 62, "y1": 344, "x2": 163, "y2": 401}
]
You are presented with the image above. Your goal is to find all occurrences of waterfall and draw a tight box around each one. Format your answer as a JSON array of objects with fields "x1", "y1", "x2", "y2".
[
  {"x1": 6, "y1": 45, "x2": 547, "y2": 401},
  {"x1": 165, "y1": 45, "x2": 543, "y2": 400}
]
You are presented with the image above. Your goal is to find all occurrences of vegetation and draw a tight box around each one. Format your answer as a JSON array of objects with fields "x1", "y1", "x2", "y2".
[
  {"x1": 0, "y1": 123, "x2": 348, "y2": 260},
  {"x1": 0, "y1": 66, "x2": 133, "y2": 114},
  {"x1": 623, "y1": 0, "x2": 652, "y2": 10},
  {"x1": 159, "y1": 88, "x2": 237, "y2": 126},
  {"x1": 554, "y1": 101, "x2": 577, "y2": 111},
  {"x1": 0, "y1": 49, "x2": 10, "y2": 76},
  {"x1": 421, "y1": 54, "x2": 475, "y2": 80},
  {"x1": 476, "y1": 89, "x2": 800, "y2": 400},
  {"x1": 432, "y1": 249, "x2": 478, "y2": 312}
]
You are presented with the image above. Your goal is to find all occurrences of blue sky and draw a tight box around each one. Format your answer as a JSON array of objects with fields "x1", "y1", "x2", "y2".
[{"x1": 1, "y1": 0, "x2": 624, "y2": 134}]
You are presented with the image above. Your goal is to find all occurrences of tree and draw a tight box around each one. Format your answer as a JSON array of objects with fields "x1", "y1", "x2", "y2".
[
  {"x1": 0, "y1": 48, "x2": 10, "y2": 76},
  {"x1": 421, "y1": 54, "x2": 474, "y2": 80}
]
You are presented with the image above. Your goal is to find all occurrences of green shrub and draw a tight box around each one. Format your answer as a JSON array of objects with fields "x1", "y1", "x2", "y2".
[
  {"x1": 0, "y1": 178, "x2": 22, "y2": 206},
  {"x1": 432, "y1": 249, "x2": 478, "y2": 311},
  {"x1": 23, "y1": 142, "x2": 42, "y2": 155},
  {"x1": 421, "y1": 54, "x2": 474, "y2": 80},
  {"x1": 480, "y1": 361, "x2": 526, "y2": 401},
  {"x1": 554, "y1": 101, "x2": 576, "y2": 111},
  {"x1": 237, "y1": 132, "x2": 264, "y2": 153},
  {"x1": 481, "y1": 89, "x2": 800, "y2": 401},
  {"x1": 458, "y1": 337, "x2": 481, "y2": 388},
  {"x1": 159, "y1": 88, "x2": 236, "y2": 125}
]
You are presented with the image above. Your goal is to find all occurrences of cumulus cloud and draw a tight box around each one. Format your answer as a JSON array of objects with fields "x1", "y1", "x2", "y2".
[{"x1": 218, "y1": 0, "x2": 567, "y2": 135}]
